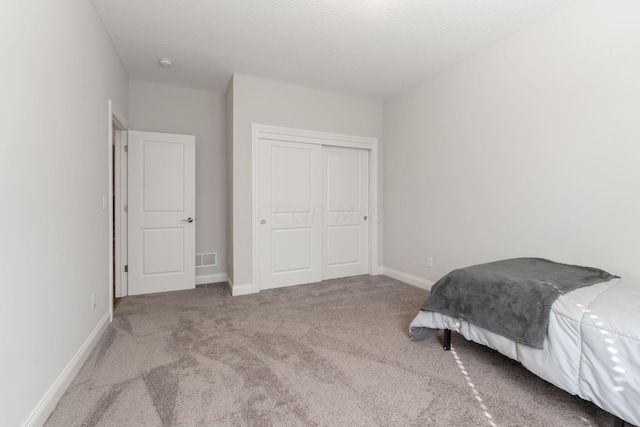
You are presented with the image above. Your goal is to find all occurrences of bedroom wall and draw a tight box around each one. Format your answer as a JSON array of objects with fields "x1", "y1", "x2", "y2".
[
  {"x1": 129, "y1": 80, "x2": 227, "y2": 282},
  {"x1": 230, "y1": 74, "x2": 384, "y2": 291},
  {"x1": 383, "y1": 0, "x2": 640, "y2": 285},
  {"x1": 0, "y1": 0, "x2": 129, "y2": 425}
]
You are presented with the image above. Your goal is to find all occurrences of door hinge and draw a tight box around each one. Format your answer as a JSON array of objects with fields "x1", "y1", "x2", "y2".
[
  {"x1": 124, "y1": 205, "x2": 128, "y2": 213},
  {"x1": 124, "y1": 265, "x2": 128, "y2": 273},
  {"x1": 124, "y1": 145, "x2": 128, "y2": 153}
]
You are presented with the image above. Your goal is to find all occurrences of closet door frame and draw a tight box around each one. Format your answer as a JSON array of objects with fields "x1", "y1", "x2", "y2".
[{"x1": 252, "y1": 124, "x2": 379, "y2": 292}]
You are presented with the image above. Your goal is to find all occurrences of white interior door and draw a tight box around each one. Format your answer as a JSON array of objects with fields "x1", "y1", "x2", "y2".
[
  {"x1": 258, "y1": 140, "x2": 323, "y2": 289},
  {"x1": 323, "y1": 146, "x2": 369, "y2": 279},
  {"x1": 127, "y1": 131, "x2": 196, "y2": 295}
]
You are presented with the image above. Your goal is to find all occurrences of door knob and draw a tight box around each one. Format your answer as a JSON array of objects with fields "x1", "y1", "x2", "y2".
[
  {"x1": 182, "y1": 217, "x2": 195, "y2": 223},
  {"x1": 364, "y1": 216, "x2": 368, "y2": 221},
  {"x1": 260, "y1": 219, "x2": 266, "y2": 225}
]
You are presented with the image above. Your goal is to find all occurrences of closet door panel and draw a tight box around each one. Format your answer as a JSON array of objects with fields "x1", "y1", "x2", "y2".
[
  {"x1": 258, "y1": 140, "x2": 323, "y2": 289},
  {"x1": 323, "y1": 147, "x2": 369, "y2": 279}
]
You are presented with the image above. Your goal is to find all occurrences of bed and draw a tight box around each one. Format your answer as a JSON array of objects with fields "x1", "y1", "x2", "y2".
[{"x1": 409, "y1": 258, "x2": 640, "y2": 426}]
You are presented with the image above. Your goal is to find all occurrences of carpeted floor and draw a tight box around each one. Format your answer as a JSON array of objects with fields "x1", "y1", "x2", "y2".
[{"x1": 46, "y1": 275, "x2": 617, "y2": 426}]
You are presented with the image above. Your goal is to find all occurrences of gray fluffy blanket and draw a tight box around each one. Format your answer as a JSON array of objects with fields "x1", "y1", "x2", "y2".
[{"x1": 420, "y1": 258, "x2": 617, "y2": 349}]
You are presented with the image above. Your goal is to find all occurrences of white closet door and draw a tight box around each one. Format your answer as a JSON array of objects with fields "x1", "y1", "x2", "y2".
[
  {"x1": 258, "y1": 140, "x2": 323, "y2": 289},
  {"x1": 323, "y1": 146, "x2": 369, "y2": 279}
]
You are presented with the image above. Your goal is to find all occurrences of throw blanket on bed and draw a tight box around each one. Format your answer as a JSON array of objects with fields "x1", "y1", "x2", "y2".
[{"x1": 420, "y1": 258, "x2": 617, "y2": 349}]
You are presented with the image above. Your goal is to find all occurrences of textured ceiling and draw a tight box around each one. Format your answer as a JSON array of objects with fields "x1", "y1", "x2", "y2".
[{"x1": 92, "y1": 0, "x2": 575, "y2": 100}]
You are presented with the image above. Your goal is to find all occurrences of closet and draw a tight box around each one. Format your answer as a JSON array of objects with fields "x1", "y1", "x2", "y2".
[{"x1": 255, "y1": 128, "x2": 372, "y2": 290}]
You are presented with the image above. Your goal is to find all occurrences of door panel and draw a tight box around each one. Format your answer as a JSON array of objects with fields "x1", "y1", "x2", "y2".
[
  {"x1": 142, "y1": 141, "x2": 185, "y2": 212},
  {"x1": 326, "y1": 225, "x2": 360, "y2": 265},
  {"x1": 271, "y1": 146, "x2": 313, "y2": 210},
  {"x1": 323, "y1": 147, "x2": 369, "y2": 279},
  {"x1": 128, "y1": 131, "x2": 196, "y2": 295},
  {"x1": 258, "y1": 140, "x2": 322, "y2": 289},
  {"x1": 142, "y1": 228, "x2": 184, "y2": 274},
  {"x1": 271, "y1": 228, "x2": 312, "y2": 273}
]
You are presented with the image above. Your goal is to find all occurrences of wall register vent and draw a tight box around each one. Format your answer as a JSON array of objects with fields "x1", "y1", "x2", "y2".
[{"x1": 196, "y1": 253, "x2": 217, "y2": 268}]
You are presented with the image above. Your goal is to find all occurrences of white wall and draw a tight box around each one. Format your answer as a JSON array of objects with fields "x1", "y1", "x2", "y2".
[
  {"x1": 384, "y1": 0, "x2": 640, "y2": 283},
  {"x1": 0, "y1": 1, "x2": 129, "y2": 425},
  {"x1": 129, "y1": 81, "x2": 227, "y2": 281},
  {"x1": 231, "y1": 75, "x2": 384, "y2": 290}
]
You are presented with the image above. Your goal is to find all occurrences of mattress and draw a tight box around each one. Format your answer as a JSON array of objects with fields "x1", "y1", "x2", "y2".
[{"x1": 410, "y1": 277, "x2": 640, "y2": 426}]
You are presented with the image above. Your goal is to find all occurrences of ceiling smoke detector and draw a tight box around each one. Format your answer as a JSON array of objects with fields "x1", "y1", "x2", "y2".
[{"x1": 158, "y1": 58, "x2": 173, "y2": 68}]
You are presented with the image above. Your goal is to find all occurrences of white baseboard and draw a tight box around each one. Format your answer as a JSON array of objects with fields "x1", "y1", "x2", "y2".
[
  {"x1": 225, "y1": 274, "x2": 234, "y2": 295},
  {"x1": 195, "y1": 273, "x2": 227, "y2": 285},
  {"x1": 231, "y1": 282, "x2": 257, "y2": 296},
  {"x1": 22, "y1": 311, "x2": 110, "y2": 427},
  {"x1": 382, "y1": 266, "x2": 435, "y2": 291},
  {"x1": 226, "y1": 269, "x2": 430, "y2": 295}
]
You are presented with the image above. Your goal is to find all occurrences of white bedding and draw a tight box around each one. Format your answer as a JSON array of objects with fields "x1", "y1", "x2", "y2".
[{"x1": 410, "y1": 277, "x2": 640, "y2": 426}]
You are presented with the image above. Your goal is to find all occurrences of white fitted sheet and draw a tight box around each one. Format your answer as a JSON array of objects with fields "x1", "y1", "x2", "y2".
[{"x1": 410, "y1": 277, "x2": 640, "y2": 425}]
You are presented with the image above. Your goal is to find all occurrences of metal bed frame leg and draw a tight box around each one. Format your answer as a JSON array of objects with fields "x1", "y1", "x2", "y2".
[
  {"x1": 613, "y1": 416, "x2": 625, "y2": 427},
  {"x1": 443, "y1": 329, "x2": 451, "y2": 351}
]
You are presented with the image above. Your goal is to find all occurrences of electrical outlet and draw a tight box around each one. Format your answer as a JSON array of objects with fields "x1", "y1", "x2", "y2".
[
  {"x1": 92, "y1": 292, "x2": 96, "y2": 309},
  {"x1": 427, "y1": 257, "x2": 433, "y2": 268}
]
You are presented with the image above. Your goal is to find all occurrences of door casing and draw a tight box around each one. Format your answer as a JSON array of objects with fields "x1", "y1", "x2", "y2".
[
  {"x1": 108, "y1": 100, "x2": 129, "y2": 321},
  {"x1": 113, "y1": 125, "x2": 128, "y2": 299}
]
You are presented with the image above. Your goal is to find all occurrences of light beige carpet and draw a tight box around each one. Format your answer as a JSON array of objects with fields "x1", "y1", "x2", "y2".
[{"x1": 45, "y1": 275, "x2": 617, "y2": 426}]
